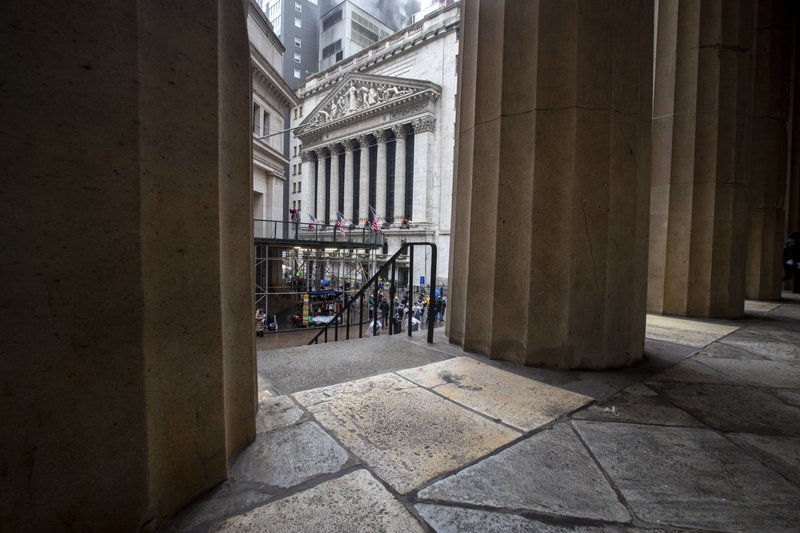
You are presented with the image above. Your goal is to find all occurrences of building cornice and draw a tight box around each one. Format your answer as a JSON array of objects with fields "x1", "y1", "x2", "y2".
[
  {"x1": 297, "y1": 3, "x2": 460, "y2": 99},
  {"x1": 251, "y1": 48, "x2": 300, "y2": 108}
]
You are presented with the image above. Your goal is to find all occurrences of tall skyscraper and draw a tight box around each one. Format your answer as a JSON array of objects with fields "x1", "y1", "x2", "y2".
[{"x1": 259, "y1": 0, "x2": 321, "y2": 89}]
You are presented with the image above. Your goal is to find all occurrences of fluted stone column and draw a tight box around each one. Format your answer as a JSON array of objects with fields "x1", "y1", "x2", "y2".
[
  {"x1": 648, "y1": 0, "x2": 755, "y2": 318},
  {"x1": 358, "y1": 134, "x2": 370, "y2": 224},
  {"x1": 788, "y1": 20, "x2": 800, "y2": 247},
  {"x1": 412, "y1": 117, "x2": 435, "y2": 223},
  {"x1": 392, "y1": 124, "x2": 407, "y2": 222},
  {"x1": 746, "y1": 0, "x2": 794, "y2": 300},
  {"x1": 315, "y1": 147, "x2": 327, "y2": 220},
  {"x1": 343, "y1": 139, "x2": 355, "y2": 221},
  {"x1": 329, "y1": 144, "x2": 340, "y2": 223},
  {"x1": 449, "y1": 0, "x2": 654, "y2": 369},
  {"x1": 2, "y1": 1, "x2": 253, "y2": 529},
  {"x1": 375, "y1": 129, "x2": 389, "y2": 220},
  {"x1": 300, "y1": 150, "x2": 316, "y2": 218}
]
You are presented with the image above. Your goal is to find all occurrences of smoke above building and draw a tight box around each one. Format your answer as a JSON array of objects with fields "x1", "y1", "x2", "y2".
[{"x1": 320, "y1": 0, "x2": 422, "y2": 31}]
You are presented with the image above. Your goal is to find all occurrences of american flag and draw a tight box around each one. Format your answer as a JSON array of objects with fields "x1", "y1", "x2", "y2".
[
  {"x1": 335, "y1": 211, "x2": 347, "y2": 237},
  {"x1": 369, "y1": 206, "x2": 380, "y2": 231}
]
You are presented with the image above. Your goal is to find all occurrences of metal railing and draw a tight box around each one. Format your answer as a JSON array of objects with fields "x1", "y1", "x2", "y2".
[
  {"x1": 309, "y1": 242, "x2": 437, "y2": 345},
  {"x1": 254, "y1": 218, "x2": 384, "y2": 248}
]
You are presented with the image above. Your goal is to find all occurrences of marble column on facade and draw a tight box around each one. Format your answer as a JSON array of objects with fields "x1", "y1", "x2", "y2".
[
  {"x1": 315, "y1": 147, "x2": 327, "y2": 221},
  {"x1": 357, "y1": 134, "x2": 371, "y2": 224},
  {"x1": 329, "y1": 144, "x2": 341, "y2": 223},
  {"x1": 343, "y1": 139, "x2": 355, "y2": 221},
  {"x1": 648, "y1": 0, "x2": 755, "y2": 318},
  {"x1": 449, "y1": 0, "x2": 653, "y2": 369},
  {"x1": 746, "y1": 0, "x2": 794, "y2": 300},
  {"x1": 375, "y1": 129, "x2": 389, "y2": 221},
  {"x1": 412, "y1": 117, "x2": 435, "y2": 223},
  {"x1": 392, "y1": 124, "x2": 407, "y2": 222},
  {"x1": 300, "y1": 149, "x2": 316, "y2": 219}
]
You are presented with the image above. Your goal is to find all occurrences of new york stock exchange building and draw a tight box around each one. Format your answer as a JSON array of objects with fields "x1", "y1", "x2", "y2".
[{"x1": 288, "y1": 3, "x2": 459, "y2": 289}]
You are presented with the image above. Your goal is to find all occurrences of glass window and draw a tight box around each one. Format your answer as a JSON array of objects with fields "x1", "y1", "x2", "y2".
[
  {"x1": 294, "y1": 16, "x2": 301, "y2": 28},
  {"x1": 294, "y1": 52, "x2": 301, "y2": 63},
  {"x1": 294, "y1": 37, "x2": 302, "y2": 47},
  {"x1": 294, "y1": 68, "x2": 301, "y2": 79},
  {"x1": 295, "y1": 2, "x2": 302, "y2": 12}
]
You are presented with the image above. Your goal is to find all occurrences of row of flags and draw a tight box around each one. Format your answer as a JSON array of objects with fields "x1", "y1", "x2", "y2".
[{"x1": 305, "y1": 206, "x2": 385, "y2": 235}]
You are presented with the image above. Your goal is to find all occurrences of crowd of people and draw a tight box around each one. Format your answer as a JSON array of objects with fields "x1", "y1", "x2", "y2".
[{"x1": 368, "y1": 289, "x2": 446, "y2": 335}]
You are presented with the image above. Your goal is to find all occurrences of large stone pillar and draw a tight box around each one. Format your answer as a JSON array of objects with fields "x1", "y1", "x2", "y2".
[
  {"x1": 648, "y1": 0, "x2": 755, "y2": 318},
  {"x1": 358, "y1": 134, "x2": 370, "y2": 224},
  {"x1": 449, "y1": 0, "x2": 654, "y2": 369},
  {"x1": 746, "y1": 0, "x2": 794, "y2": 299},
  {"x1": 315, "y1": 147, "x2": 327, "y2": 220},
  {"x1": 343, "y1": 139, "x2": 355, "y2": 221},
  {"x1": 789, "y1": 15, "x2": 800, "y2": 240},
  {"x1": 412, "y1": 117, "x2": 435, "y2": 223},
  {"x1": 0, "y1": 0, "x2": 253, "y2": 530},
  {"x1": 329, "y1": 143, "x2": 340, "y2": 223},
  {"x1": 301, "y1": 149, "x2": 316, "y2": 218},
  {"x1": 375, "y1": 130, "x2": 389, "y2": 221},
  {"x1": 392, "y1": 124, "x2": 407, "y2": 222}
]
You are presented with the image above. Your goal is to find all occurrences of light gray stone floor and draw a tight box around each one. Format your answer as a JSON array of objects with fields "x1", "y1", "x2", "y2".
[{"x1": 165, "y1": 294, "x2": 800, "y2": 532}]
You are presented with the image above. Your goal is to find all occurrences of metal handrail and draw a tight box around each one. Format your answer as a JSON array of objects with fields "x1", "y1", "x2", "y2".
[
  {"x1": 253, "y1": 218, "x2": 384, "y2": 247},
  {"x1": 308, "y1": 242, "x2": 437, "y2": 345}
]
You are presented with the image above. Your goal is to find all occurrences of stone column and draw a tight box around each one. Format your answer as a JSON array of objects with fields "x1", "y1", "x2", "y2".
[
  {"x1": 358, "y1": 134, "x2": 371, "y2": 224},
  {"x1": 1, "y1": 1, "x2": 253, "y2": 530},
  {"x1": 412, "y1": 117, "x2": 435, "y2": 223},
  {"x1": 315, "y1": 147, "x2": 327, "y2": 220},
  {"x1": 329, "y1": 143, "x2": 340, "y2": 223},
  {"x1": 343, "y1": 139, "x2": 355, "y2": 221},
  {"x1": 392, "y1": 124, "x2": 407, "y2": 222},
  {"x1": 746, "y1": 0, "x2": 794, "y2": 300},
  {"x1": 300, "y1": 149, "x2": 316, "y2": 219},
  {"x1": 648, "y1": 0, "x2": 755, "y2": 318},
  {"x1": 449, "y1": 0, "x2": 654, "y2": 369},
  {"x1": 375, "y1": 129, "x2": 389, "y2": 221}
]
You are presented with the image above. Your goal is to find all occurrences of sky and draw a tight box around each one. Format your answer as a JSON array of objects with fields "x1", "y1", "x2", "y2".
[{"x1": 319, "y1": 0, "x2": 428, "y2": 31}]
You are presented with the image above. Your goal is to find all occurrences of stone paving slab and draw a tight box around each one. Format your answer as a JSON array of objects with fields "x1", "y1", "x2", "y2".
[
  {"x1": 294, "y1": 373, "x2": 521, "y2": 494},
  {"x1": 571, "y1": 383, "x2": 702, "y2": 427},
  {"x1": 211, "y1": 470, "x2": 424, "y2": 533},
  {"x1": 771, "y1": 388, "x2": 800, "y2": 409},
  {"x1": 714, "y1": 329, "x2": 800, "y2": 361},
  {"x1": 256, "y1": 395, "x2": 303, "y2": 434},
  {"x1": 744, "y1": 300, "x2": 782, "y2": 313},
  {"x1": 414, "y1": 504, "x2": 628, "y2": 532},
  {"x1": 691, "y1": 357, "x2": 800, "y2": 388},
  {"x1": 648, "y1": 381, "x2": 800, "y2": 436},
  {"x1": 398, "y1": 357, "x2": 591, "y2": 432},
  {"x1": 728, "y1": 433, "x2": 800, "y2": 486},
  {"x1": 258, "y1": 335, "x2": 451, "y2": 394},
  {"x1": 645, "y1": 315, "x2": 738, "y2": 348},
  {"x1": 230, "y1": 421, "x2": 350, "y2": 488},
  {"x1": 649, "y1": 358, "x2": 732, "y2": 384},
  {"x1": 168, "y1": 485, "x2": 276, "y2": 532},
  {"x1": 574, "y1": 421, "x2": 800, "y2": 532},
  {"x1": 695, "y1": 340, "x2": 767, "y2": 360},
  {"x1": 417, "y1": 424, "x2": 630, "y2": 523}
]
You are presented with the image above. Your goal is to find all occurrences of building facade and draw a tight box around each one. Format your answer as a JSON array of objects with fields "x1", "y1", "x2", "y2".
[
  {"x1": 260, "y1": 0, "x2": 321, "y2": 89},
  {"x1": 319, "y1": 1, "x2": 393, "y2": 71},
  {"x1": 248, "y1": 1, "x2": 299, "y2": 222},
  {"x1": 290, "y1": 3, "x2": 459, "y2": 289}
]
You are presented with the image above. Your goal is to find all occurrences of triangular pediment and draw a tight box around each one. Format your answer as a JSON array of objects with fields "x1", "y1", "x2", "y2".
[{"x1": 296, "y1": 73, "x2": 441, "y2": 139}]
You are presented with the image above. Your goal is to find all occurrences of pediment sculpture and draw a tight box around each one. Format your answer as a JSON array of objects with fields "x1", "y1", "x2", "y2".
[{"x1": 310, "y1": 81, "x2": 416, "y2": 127}]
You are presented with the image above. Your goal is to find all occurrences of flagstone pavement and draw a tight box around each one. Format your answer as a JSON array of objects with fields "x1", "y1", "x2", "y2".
[{"x1": 165, "y1": 294, "x2": 800, "y2": 532}]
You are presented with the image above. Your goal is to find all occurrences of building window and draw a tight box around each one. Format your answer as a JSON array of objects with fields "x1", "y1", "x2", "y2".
[
  {"x1": 294, "y1": 37, "x2": 302, "y2": 47},
  {"x1": 294, "y1": 68, "x2": 301, "y2": 79},
  {"x1": 298, "y1": 182, "x2": 302, "y2": 193},
  {"x1": 292, "y1": 182, "x2": 296, "y2": 193},
  {"x1": 298, "y1": 200, "x2": 301, "y2": 211},
  {"x1": 295, "y1": 1, "x2": 302, "y2": 12},
  {"x1": 294, "y1": 52, "x2": 301, "y2": 63},
  {"x1": 322, "y1": 39, "x2": 342, "y2": 60},
  {"x1": 294, "y1": 16, "x2": 302, "y2": 28},
  {"x1": 252, "y1": 103, "x2": 270, "y2": 138},
  {"x1": 322, "y1": 8, "x2": 342, "y2": 31}
]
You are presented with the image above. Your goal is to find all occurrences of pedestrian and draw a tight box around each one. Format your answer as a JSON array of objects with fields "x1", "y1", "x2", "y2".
[{"x1": 255, "y1": 308, "x2": 266, "y2": 337}]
